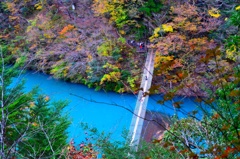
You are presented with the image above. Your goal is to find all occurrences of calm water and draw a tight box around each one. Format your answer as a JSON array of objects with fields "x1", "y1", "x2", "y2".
[{"x1": 16, "y1": 71, "x2": 200, "y2": 144}]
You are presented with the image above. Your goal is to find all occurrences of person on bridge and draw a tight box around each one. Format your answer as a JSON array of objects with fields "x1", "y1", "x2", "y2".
[{"x1": 140, "y1": 42, "x2": 145, "y2": 50}]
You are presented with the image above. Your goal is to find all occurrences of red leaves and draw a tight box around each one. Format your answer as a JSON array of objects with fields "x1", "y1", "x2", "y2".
[
  {"x1": 214, "y1": 147, "x2": 237, "y2": 159},
  {"x1": 169, "y1": 146, "x2": 176, "y2": 151}
]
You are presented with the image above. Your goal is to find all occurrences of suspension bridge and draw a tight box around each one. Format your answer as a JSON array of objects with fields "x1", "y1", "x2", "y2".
[{"x1": 128, "y1": 48, "x2": 155, "y2": 149}]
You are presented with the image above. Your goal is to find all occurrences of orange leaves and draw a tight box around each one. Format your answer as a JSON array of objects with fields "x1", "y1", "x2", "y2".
[
  {"x1": 212, "y1": 113, "x2": 220, "y2": 119},
  {"x1": 59, "y1": 24, "x2": 75, "y2": 35},
  {"x1": 176, "y1": 72, "x2": 184, "y2": 79},
  {"x1": 229, "y1": 90, "x2": 240, "y2": 97}
]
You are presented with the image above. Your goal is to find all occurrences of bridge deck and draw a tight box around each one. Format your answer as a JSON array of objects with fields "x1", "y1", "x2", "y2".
[{"x1": 128, "y1": 49, "x2": 155, "y2": 149}]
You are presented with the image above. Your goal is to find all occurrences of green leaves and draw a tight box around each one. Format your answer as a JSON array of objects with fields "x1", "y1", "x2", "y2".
[{"x1": 139, "y1": 0, "x2": 162, "y2": 16}]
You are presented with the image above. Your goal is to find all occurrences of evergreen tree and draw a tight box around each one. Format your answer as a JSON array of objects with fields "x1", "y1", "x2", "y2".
[
  {"x1": 18, "y1": 95, "x2": 70, "y2": 158},
  {"x1": 0, "y1": 45, "x2": 70, "y2": 158}
]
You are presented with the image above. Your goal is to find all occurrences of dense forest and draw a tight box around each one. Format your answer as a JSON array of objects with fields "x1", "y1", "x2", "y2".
[{"x1": 0, "y1": 0, "x2": 239, "y2": 158}]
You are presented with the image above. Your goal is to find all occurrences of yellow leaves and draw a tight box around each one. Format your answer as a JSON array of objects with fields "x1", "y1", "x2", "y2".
[
  {"x1": 100, "y1": 74, "x2": 111, "y2": 84},
  {"x1": 43, "y1": 33, "x2": 54, "y2": 39},
  {"x1": 110, "y1": 72, "x2": 121, "y2": 80},
  {"x1": 149, "y1": 27, "x2": 161, "y2": 42},
  {"x1": 59, "y1": 24, "x2": 75, "y2": 35},
  {"x1": 102, "y1": 62, "x2": 119, "y2": 70},
  {"x1": 226, "y1": 45, "x2": 238, "y2": 61},
  {"x1": 155, "y1": 55, "x2": 174, "y2": 64},
  {"x1": 97, "y1": 41, "x2": 113, "y2": 56},
  {"x1": 34, "y1": 2, "x2": 43, "y2": 10},
  {"x1": 119, "y1": 30, "x2": 125, "y2": 35},
  {"x1": 154, "y1": 55, "x2": 174, "y2": 70},
  {"x1": 149, "y1": 24, "x2": 173, "y2": 42},
  {"x1": 208, "y1": 8, "x2": 221, "y2": 18},
  {"x1": 100, "y1": 72, "x2": 121, "y2": 85},
  {"x1": 162, "y1": 24, "x2": 173, "y2": 32},
  {"x1": 235, "y1": 5, "x2": 240, "y2": 11}
]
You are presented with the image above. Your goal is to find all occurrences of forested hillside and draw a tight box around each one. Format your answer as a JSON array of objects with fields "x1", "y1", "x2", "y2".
[
  {"x1": 0, "y1": 0, "x2": 240, "y2": 158},
  {"x1": 0, "y1": 0, "x2": 239, "y2": 95}
]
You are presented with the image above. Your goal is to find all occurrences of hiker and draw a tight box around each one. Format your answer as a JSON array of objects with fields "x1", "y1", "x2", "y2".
[
  {"x1": 140, "y1": 42, "x2": 145, "y2": 50},
  {"x1": 131, "y1": 40, "x2": 135, "y2": 46},
  {"x1": 128, "y1": 40, "x2": 135, "y2": 46}
]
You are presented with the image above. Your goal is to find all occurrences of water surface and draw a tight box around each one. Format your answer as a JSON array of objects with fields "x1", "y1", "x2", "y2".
[{"x1": 19, "y1": 71, "x2": 201, "y2": 144}]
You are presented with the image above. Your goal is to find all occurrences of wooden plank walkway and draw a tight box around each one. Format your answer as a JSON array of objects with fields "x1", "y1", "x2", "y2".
[{"x1": 128, "y1": 49, "x2": 155, "y2": 149}]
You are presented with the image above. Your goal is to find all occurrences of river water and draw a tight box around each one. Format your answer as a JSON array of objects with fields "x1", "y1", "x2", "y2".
[{"x1": 18, "y1": 71, "x2": 200, "y2": 144}]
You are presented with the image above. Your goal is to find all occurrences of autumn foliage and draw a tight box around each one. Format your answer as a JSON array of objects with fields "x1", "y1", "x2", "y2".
[
  {"x1": 59, "y1": 24, "x2": 75, "y2": 36},
  {"x1": 67, "y1": 141, "x2": 97, "y2": 159},
  {"x1": 0, "y1": 0, "x2": 239, "y2": 158}
]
